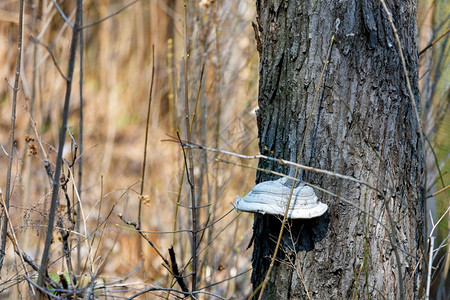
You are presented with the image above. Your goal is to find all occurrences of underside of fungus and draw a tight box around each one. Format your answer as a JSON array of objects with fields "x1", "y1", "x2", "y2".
[{"x1": 234, "y1": 178, "x2": 328, "y2": 219}]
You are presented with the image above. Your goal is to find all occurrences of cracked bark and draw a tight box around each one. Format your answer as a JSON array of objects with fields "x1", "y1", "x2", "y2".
[{"x1": 251, "y1": 0, "x2": 425, "y2": 299}]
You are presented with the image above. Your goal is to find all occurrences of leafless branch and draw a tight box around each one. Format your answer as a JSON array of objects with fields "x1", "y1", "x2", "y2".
[
  {"x1": 0, "y1": 0, "x2": 25, "y2": 273},
  {"x1": 30, "y1": 36, "x2": 68, "y2": 80},
  {"x1": 51, "y1": 0, "x2": 73, "y2": 28},
  {"x1": 37, "y1": 0, "x2": 83, "y2": 289}
]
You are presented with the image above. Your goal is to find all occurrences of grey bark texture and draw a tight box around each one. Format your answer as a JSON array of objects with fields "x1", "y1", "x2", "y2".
[{"x1": 251, "y1": 0, "x2": 425, "y2": 299}]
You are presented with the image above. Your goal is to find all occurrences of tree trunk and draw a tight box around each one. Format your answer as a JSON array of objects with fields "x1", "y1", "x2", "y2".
[{"x1": 251, "y1": 0, "x2": 425, "y2": 299}]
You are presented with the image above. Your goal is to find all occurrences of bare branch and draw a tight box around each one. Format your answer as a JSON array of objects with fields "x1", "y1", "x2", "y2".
[
  {"x1": 37, "y1": 0, "x2": 83, "y2": 289},
  {"x1": 30, "y1": 36, "x2": 68, "y2": 80},
  {"x1": 419, "y1": 28, "x2": 450, "y2": 57},
  {"x1": 0, "y1": 0, "x2": 25, "y2": 273},
  {"x1": 51, "y1": 0, "x2": 73, "y2": 28}
]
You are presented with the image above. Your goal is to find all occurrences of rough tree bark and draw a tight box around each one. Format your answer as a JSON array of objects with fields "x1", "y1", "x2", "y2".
[{"x1": 251, "y1": 0, "x2": 425, "y2": 299}]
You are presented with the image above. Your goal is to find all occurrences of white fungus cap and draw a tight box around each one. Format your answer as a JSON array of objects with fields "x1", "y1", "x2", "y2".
[{"x1": 234, "y1": 178, "x2": 328, "y2": 219}]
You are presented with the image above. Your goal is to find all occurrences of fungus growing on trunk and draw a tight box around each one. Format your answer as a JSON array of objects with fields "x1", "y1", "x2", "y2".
[{"x1": 234, "y1": 178, "x2": 328, "y2": 219}]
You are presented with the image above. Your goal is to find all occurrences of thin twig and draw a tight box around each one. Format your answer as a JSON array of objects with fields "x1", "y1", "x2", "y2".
[
  {"x1": 68, "y1": 163, "x2": 94, "y2": 275},
  {"x1": 419, "y1": 28, "x2": 450, "y2": 57},
  {"x1": 172, "y1": 140, "x2": 185, "y2": 245},
  {"x1": 424, "y1": 132, "x2": 446, "y2": 192},
  {"x1": 199, "y1": 269, "x2": 251, "y2": 291},
  {"x1": 138, "y1": 45, "x2": 155, "y2": 228},
  {"x1": 0, "y1": 0, "x2": 25, "y2": 273},
  {"x1": 167, "y1": 138, "x2": 382, "y2": 195},
  {"x1": 30, "y1": 37, "x2": 68, "y2": 80},
  {"x1": 118, "y1": 214, "x2": 170, "y2": 267},
  {"x1": 428, "y1": 185, "x2": 450, "y2": 198},
  {"x1": 51, "y1": 0, "x2": 73, "y2": 28},
  {"x1": 118, "y1": 208, "x2": 235, "y2": 235},
  {"x1": 176, "y1": 211, "x2": 243, "y2": 287},
  {"x1": 378, "y1": 2, "x2": 427, "y2": 298},
  {"x1": 181, "y1": 4, "x2": 204, "y2": 290},
  {"x1": 429, "y1": 206, "x2": 450, "y2": 238},
  {"x1": 378, "y1": 0, "x2": 424, "y2": 150}
]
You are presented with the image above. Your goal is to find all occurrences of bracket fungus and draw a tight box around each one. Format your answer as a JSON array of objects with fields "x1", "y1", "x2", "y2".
[{"x1": 234, "y1": 178, "x2": 328, "y2": 219}]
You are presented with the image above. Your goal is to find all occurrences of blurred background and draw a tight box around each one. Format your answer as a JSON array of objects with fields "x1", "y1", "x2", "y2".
[{"x1": 0, "y1": 0, "x2": 448, "y2": 298}]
